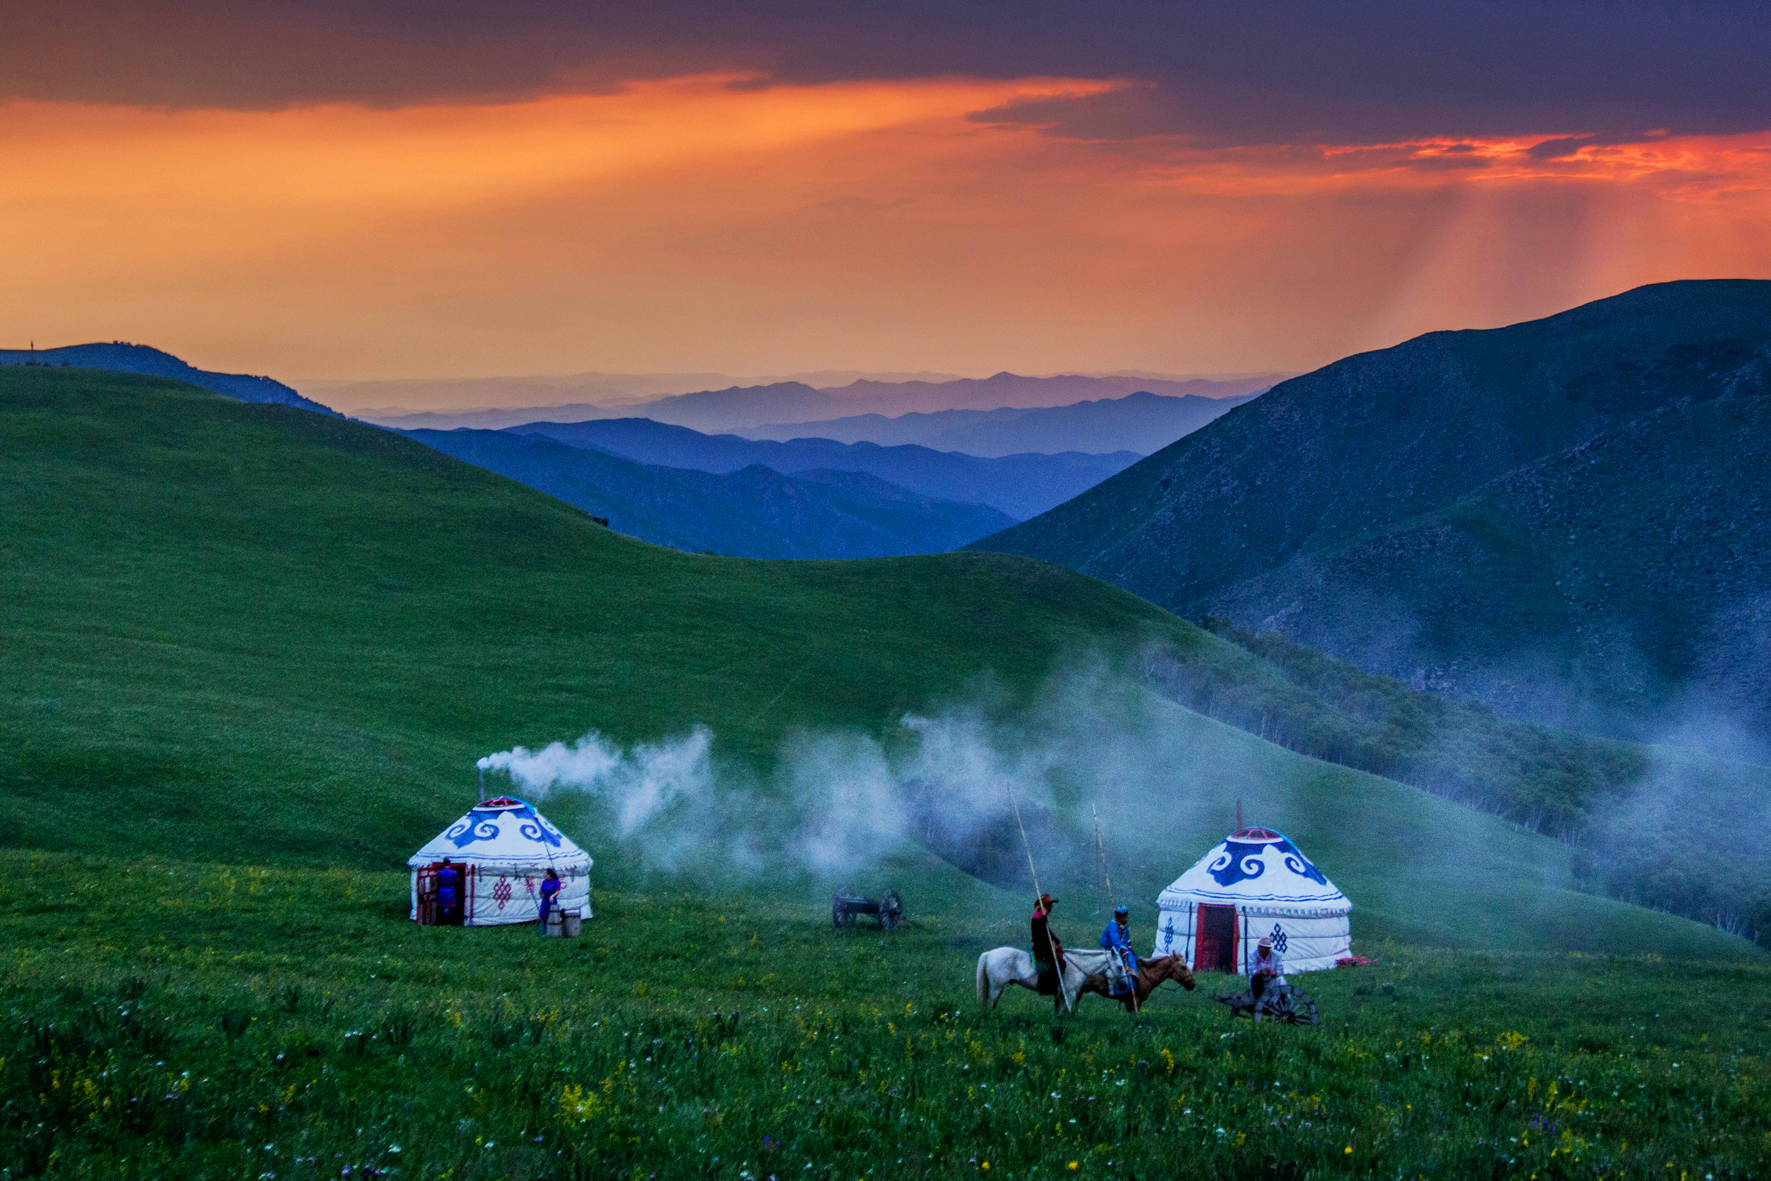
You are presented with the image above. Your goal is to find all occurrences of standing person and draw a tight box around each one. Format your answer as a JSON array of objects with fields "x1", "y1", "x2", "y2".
[
  {"x1": 436, "y1": 858, "x2": 460, "y2": 925},
  {"x1": 1249, "y1": 934, "x2": 1285, "y2": 1016},
  {"x1": 1099, "y1": 905, "x2": 1138, "y2": 995},
  {"x1": 537, "y1": 867, "x2": 561, "y2": 937},
  {"x1": 1031, "y1": 893, "x2": 1067, "y2": 1008}
]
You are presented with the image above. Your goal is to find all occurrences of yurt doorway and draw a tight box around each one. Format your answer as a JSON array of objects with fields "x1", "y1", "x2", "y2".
[
  {"x1": 1195, "y1": 904, "x2": 1237, "y2": 972},
  {"x1": 427, "y1": 861, "x2": 466, "y2": 926}
]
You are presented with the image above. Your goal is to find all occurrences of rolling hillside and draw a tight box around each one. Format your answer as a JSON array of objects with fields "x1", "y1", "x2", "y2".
[
  {"x1": 402, "y1": 426, "x2": 1013, "y2": 558},
  {"x1": 506, "y1": 417, "x2": 1138, "y2": 518},
  {"x1": 0, "y1": 341, "x2": 336, "y2": 414},
  {"x1": 978, "y1": 280, "x2": 1771, "y2": 739},
  {"x1": 0, "y1": 364, "x2": 1755, "y2": 961}
]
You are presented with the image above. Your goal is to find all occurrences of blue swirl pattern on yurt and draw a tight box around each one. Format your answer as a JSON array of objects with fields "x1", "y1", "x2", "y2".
[
  {"x1": 519, "y1": 814, "x2": 564, "y2": 847},
  {"x1": 1206, "y1": 836, "x2": 1329, "y2": 888},
  {"x1": 445, "y1": 812, "x2": 503, "y2": 848}
]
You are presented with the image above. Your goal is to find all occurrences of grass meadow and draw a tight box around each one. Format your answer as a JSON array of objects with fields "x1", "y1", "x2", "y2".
[{"x1": 4, "y1": 851, "x2": 1769, "y2": 1180}]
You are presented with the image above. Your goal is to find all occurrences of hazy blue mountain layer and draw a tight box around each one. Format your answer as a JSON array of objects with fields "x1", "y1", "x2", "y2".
[
  {"x1": 403, "y1": 427, "x2": 1013, "y2": 558},
  {"x1": 365, "y1": 372, "x2": 1279, "y2": 433},
  {"x1": 625, "y1": 372, "x2": 1278, "y2": 433},
  {"x1": 0, "y1": 342, "x2": 336, "y2": 415},
  {"x1": 735, "y1": 390, "x2": 1257, "y2": 456},
  {"x1": 507, "y1": 418, "x2": 1138, "y2": 519},
  {"x1": 978, "y1": 280, "x2": 1771, "y2": 739}
]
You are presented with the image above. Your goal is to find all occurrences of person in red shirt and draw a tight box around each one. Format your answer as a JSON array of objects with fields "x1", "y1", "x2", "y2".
[{"x1": 1031, "y1": 893, "x2": 1066, "y2": 1004}]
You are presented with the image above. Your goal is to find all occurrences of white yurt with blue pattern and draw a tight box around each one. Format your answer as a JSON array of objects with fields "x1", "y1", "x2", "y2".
[
  {"x1": 1149, "y1": 827, "x2": 1350, "y2": 973},
  {"x1": 407, "y1": 797, "x2": 593, "y2": 926}
]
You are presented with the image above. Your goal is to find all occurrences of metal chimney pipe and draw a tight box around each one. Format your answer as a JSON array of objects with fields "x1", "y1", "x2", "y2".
[{"x1": 477, "y1": 765, "x2": 485, "y2": 805}]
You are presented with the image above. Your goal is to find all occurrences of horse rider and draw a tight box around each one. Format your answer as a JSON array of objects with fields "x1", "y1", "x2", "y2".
[
  {"x1": 1031, "y1": 893, "x2": 1067, "y2": 1005},
  {"x1": 1099, "y1": 905, "x2": 1138, "y2": 995},
  {"x1": 1249, "y1": 934, "x2": 1285, "y2": 1013}
]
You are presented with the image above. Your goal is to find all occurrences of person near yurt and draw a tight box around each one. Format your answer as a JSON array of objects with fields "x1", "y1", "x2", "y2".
[
  {"x1": 409, "y1": 797, "x2": 593, "y2": 927},
  {"x1": 1149, "y1": 827, "x2": 1349, "y2": 974}
]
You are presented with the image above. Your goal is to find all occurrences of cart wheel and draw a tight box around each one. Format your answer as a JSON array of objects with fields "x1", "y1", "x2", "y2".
[{"x1": 1259, "y1": 986, "x2": 1319, "y2": 1026}]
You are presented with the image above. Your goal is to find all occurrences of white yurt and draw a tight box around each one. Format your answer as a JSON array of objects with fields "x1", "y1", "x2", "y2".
[
  {"x1": 408, "y1": 797, "x2": 593, "y2": 926},
  {"x1": 1149, "y1": 827, "x2": 1350, "y2": 973}
]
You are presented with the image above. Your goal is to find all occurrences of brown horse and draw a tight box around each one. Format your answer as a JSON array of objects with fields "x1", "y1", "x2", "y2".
[{"x1": 1077, "y1": 953, "x2": 1196, "y2": 1011}]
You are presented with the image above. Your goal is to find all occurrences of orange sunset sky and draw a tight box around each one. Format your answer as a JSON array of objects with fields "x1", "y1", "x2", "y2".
[{"x1": 6, "y1": 3, "x2": 1771, "y2": 389}]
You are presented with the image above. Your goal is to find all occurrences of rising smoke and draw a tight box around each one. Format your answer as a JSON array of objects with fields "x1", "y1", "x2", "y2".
[{"x1": 472, "y1": 661, "x2": 1226, "y2": 889}]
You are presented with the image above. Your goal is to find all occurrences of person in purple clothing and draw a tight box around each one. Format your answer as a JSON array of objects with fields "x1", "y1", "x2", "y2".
[
  {"x1": 436, "y1": 858, "x2": 460, "y2": 925},
  {"x1": 538, "y1": 867, "x2": 562, "y2": 937}
]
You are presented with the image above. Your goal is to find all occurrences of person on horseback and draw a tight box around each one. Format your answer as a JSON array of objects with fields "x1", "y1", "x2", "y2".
[
  {"x1": 1249, "y1": 934, "x2": 1285, "y2": 1007},
  {"x1": 1099, "y1": 905, "x2": 1138, "y2": 996},
  {"x1": 1031, "y1": 893, "x2": 1066, "y2": 1002}
]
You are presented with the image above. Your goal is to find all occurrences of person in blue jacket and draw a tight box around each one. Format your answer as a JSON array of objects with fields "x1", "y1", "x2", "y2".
[{"x1": 1100, "y1": 905, "x2": 1138, "y2": 994}]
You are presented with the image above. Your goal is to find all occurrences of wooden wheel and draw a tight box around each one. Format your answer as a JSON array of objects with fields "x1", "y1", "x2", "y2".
[{"x1": 1257, "y1": 985, "x2": 1319, "y2": 1026}]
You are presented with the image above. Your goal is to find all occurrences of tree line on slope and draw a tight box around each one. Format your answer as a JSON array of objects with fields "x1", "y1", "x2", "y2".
[{"x1": 1144, "y1": 621, "x2": 1771, "y2": 946}]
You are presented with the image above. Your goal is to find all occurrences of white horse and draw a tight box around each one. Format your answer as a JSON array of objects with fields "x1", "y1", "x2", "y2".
[{"x1": 975, "y1": 946, "x2": 1113, "y2": 1009}]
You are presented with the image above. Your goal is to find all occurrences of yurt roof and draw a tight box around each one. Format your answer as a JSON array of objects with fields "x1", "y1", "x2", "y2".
[
  {"x1": 1156, "y1": 827, "x2": 1348, "y2": 912},
  {"x1": 408, "y1": 797, "x2": 592, "y2": 869}
]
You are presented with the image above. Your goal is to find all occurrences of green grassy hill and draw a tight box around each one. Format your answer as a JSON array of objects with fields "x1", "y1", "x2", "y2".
[{"x1": 0, "y1": 365, "x2": 1751, "y2": 964}]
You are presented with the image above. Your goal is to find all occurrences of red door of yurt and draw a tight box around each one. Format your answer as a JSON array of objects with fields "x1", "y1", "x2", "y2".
[{"x1": 1195, "y1": 904, "x2": 1238, "y2": 972}]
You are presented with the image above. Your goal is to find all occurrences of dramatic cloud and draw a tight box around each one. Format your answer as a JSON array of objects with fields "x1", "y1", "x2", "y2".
[
  {"x1": 11, "y1": 1, "x2": 1771, "y2": 150},
  {"x1": 7, "y1": 4, "x2": 1771, "y2": 385}
]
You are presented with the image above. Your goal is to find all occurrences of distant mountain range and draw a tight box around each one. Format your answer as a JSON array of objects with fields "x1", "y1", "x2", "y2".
[
  {"x1": 363, "y1": 372, "x2": 1278, "y2": 434},
  {"x1": 0, "y1": 343, "x2": 336, "y2": 415},
  {"x1": 402, "y1": 428, "x2": 1013, "y2": 559},
  {"x1": 735, "y1": 390, "x2": 1257, "y2": 457},
  {"x1": 507, "y1": 418, "x2": 1139, "y2": 519},
  {"x1": 309, "y1": 369, "x2": 968, "y2": 417},
  {"x1": 978, "y1": 280, "x2": 1771, "y2": 739}
]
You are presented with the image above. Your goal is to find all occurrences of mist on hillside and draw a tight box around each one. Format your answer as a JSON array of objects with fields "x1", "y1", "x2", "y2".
[
  {"x1": 1161, "y1": 606, "x2": 1771, "y2": 944},
  {"x1": 477, "y1": 642, "x2": 1771, "y2": 945}
]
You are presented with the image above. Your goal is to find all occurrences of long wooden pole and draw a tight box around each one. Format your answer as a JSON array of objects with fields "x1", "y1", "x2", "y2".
[
  {"x1": 1006, "y1": 779, "x2": 1071, "y2": 1013},
  {"x1": 1091, "y1": 805, "x2": 1117, "y2": 911},
  {"x1": 1093, "y1": 804, "x2": 1141, "y2": 1015}
]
